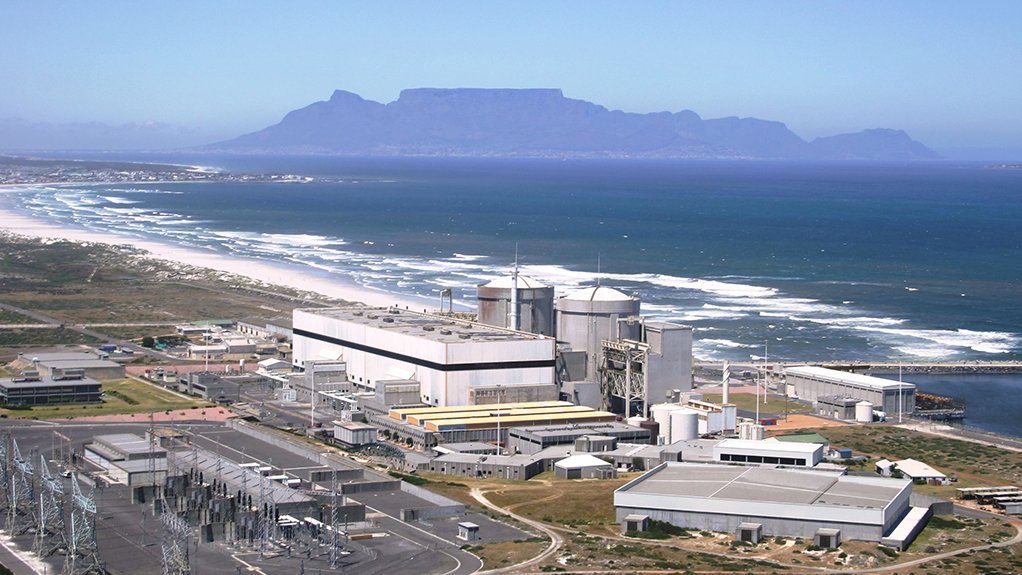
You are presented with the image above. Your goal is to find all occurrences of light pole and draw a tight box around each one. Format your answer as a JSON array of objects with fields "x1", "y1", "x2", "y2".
[
  {"x1": 495, "y1": 384, "x2": 503, "y2": 455},
  {"x1": 898, "y1": 359, "x2": 903, "y2": 424}
]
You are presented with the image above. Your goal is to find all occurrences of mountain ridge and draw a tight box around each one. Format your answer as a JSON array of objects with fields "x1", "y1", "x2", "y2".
[{"x1": 207, "y1": 88, "x2": 941, "y2": 160}]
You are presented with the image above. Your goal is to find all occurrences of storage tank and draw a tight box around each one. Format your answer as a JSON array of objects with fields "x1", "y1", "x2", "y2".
[
  {"x1": 855, "y1": 401, "x2": 874, "y2": 423},
  {"x1": 738, "y1": 422, "x2": 765, "y2": 440},
  {"x1": 477, "y1": 275, "x2": 555, "y2": 336},
  {"x1": 625, "y1": 415, "x2": 647, "y2": 428},
  {"x1": 556, "y1": 286, "x2": 642, "y2": 380},
  {"x1": 650, "y1": 403, "x2": 682, "y2": 443},
  {"x1": 670, "y1": 410, "x2": 700, "y2": 443}
]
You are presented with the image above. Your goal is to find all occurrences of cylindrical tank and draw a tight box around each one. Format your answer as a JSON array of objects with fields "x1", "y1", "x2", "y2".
[
  {"x1": 650, "y1": 403, "x2": 681, "y2": 442},
  {"x1": 555, "y1": 285, "x2": 642, "y2": 379},
  {"x1": 670, "y1": 410, "x2": 700, "y2": 443},
  {"x1": 739, "y1": 422, "x2": 765, "y2": 440},
  {"x1": 477, "y1": 275, "x2": 555, "y2": 336},
  {"x1": 855, "y1": 401, "x2": 874, "y2": 423},
  {"x1": 625, "y1": 416, "x2": 647, "y2": 428}
]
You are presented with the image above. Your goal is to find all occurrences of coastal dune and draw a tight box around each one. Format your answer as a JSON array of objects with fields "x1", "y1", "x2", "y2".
[{"x1": 0, "y1": 195, "x2": 431, "y2": 311}]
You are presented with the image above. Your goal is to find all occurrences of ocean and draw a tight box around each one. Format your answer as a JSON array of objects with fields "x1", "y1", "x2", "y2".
[
  {"x1": 9, "y1": 156, "x2": 1022, "y2": 363},
  {"x1": 8, "y1": 155, "x2": 1022, "y2": 436}
]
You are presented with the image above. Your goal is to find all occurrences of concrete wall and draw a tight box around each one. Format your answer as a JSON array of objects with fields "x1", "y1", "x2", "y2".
[
  {"x1": 614, "y1": 506, "x2": 885, "y2": 541},
  {"x1": 644, "y1": 322, "x2": 693, "y2": 403}
]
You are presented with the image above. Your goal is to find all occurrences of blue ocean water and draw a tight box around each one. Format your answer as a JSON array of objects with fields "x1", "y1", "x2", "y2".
[
  {"x1": 10, "y1": 156, "x2": 1022, "y2": 362},
  {"x1": 910, "y1": 374, "x2": 1022, "y2": 437}
]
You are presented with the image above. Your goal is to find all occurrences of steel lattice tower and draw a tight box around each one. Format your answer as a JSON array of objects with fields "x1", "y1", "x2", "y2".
[
  {"x1": 0, "y1": 433, "x2": 10, "y2": 525},
  {"x1": 159, "y1": 500, "x2": 191, "y2": 575},
  {"x1": 9, "y1": 438, "x2": 37, "y2": 536},
  {"x1": 64, "y1": 473, "x2": 103, "y2": 575},
  {"x1": 35, "y1": 454, "x2": 67, "y2": 557}
]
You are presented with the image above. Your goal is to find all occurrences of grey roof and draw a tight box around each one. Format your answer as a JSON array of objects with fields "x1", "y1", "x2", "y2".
[
  {"x1": 511, "y1": 422, "x2": 646, "y2": 439},
  {"x1": 94, "y1": 433, "x2": 157, "y2": 456},
  {"x1": 618, "y1": 462, "x2": 907, "y2": 511},
  {"x1": 1, "y1": 376, "x2": 101, "y2": 389},
  {"x1": 38, "y1": 359, "x2": 123, "y2": 369},
  {"x1": 785, "y1": 366, "x2": 915, "y2": 391},
  {"x1": 298, "y1": 307, "x2": 552, "y2": 343}
]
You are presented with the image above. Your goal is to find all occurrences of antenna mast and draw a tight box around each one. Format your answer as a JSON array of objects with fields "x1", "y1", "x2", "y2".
[{"x1": 509, "y1": 244, "x2": 520, "y2": 331}]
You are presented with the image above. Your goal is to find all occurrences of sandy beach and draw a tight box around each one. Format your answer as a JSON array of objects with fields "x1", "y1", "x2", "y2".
[{"x1": 0, "y1": 188, "x2": 433, "y2": 311}]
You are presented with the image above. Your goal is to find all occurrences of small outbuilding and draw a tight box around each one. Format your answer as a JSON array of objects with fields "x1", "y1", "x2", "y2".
[
  {"x1": 457, "y1": 522, "x2": 480, "y2": 541},
  {"x1": 555, "y1": 454, "x2": 616, "y2": 480},
  {"x1": 622, "y1": 514, "x2": 650, "y2": 534}
]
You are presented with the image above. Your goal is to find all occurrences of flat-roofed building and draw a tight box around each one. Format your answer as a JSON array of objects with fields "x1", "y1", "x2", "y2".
[
  {"x1": 507, "y1": 422, "x2": 652, "y2": 455},
  {"x1": 713, "y1": 439, "x2": 824, "y2": 467},
  {"x1": 293, "y1": 307, "x2": 557, "y2": 407},
  {"x1": 379, "y1": 401, "x2": 616, "y2": 449},
  {"x1": 12, "y1": 351, "x2": 125, "y2": 381},
  {"x1": 0, "y1": 373, "x2": 102, "y2": 406},
  {"x1": 615, "y1": 462, "x2": 914, "y2": 542},
  {"x1": 785, "y1": 366, "x2": 915, "y2": 415}
]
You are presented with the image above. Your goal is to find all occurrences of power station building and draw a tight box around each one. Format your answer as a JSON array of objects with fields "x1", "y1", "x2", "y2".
[
  {"x1": 293, "y1": 307, "x2": 557, "y2": 407},
  {"x1": 614, "y1": 462, "x2": 916, "y2": 543},
  {"x1": 785, "y1": 366, "x2": 916, "y2": 416},
  {"x1": 476, "y1": 274, "x2": 555, "y2": 336}
]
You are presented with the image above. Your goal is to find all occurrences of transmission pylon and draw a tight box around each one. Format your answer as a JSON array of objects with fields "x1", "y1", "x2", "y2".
[
  {"x1": 9, "y1": 438, "x2": 37, "y2": 536},
  {"x1": 36, "y1": 454, "x2": 67, "y2": 557},
  {"x1": 0, "y1": 433, "x2": 10, "y2": 525},
  {"x1": 159, "y1": 499, "x2": 190, "y2": 575},
  {"x1": 64, "y1": 473, "x2": 103, "y2": 575}
]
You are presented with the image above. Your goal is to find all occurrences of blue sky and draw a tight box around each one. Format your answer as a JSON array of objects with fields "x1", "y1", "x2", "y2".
[{"x1": 3, "y1": 1, "x2": 1020, "y2": 156}]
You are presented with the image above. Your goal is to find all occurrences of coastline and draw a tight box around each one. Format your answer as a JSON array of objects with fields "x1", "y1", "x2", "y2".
[{"x1": 0, "y1": 191, "x2": 433, "y2": 311}]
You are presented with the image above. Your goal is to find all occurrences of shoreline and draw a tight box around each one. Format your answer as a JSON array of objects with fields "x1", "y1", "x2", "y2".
[{"x1": 0, "y1": 192, "x2": 434, "y2": 311}]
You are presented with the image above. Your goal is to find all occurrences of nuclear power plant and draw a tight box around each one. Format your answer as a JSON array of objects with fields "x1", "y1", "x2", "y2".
[{"x1": 292, "y1": 265, "x2": 693, "y2": 418}]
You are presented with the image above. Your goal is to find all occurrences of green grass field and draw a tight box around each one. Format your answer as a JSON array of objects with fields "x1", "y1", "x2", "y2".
[{"x1": 0, "y1": 377, "x2": 208, "y2": 420}]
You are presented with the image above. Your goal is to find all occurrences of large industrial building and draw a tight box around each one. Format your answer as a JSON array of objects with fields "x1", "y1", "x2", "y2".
[
  {"x1": 293, "y1": 307, "x2": 557, "y2": 407},
  {"x1": 614, "y1": 462, "x2": 917, "y2": 543},
  {"x1": 476, "y1": 274, "x2": 555, "y2": 336},
  {"x1": 379, "y1": 401, "x2": 617, "y2": 448},
  {"x1": 785, "y1": 366, "x2": 916, "y2": 416},
  {"x1": 290, "y1": 270, "x2": 694, "y2": 422},
  {"x1": 555, "y1": 286, "x2": 693, "y2": 415},
  {"x1": 0, "y1": 372, "x2": 102, "y2": 406}
]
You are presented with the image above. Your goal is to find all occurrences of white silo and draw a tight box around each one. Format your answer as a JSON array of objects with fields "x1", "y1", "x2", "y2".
[
  {"x1": 650, "y1": 403, "x2": 681, "y2": 443},
  {"x1": 555, "y1": 285, "x2": 641, "y2": 381},
  {"x1": 670, "y1": 409, "x2": 700, "y2": 443},
  {"x1": 855, "y1": 401, "x2": 874, "y2": 423},
  {"x1": 739, "y1": 422, "x2": 765, "y2": 440},
  {"x1": 477, "y1": 274, "x2": 555, "y2": 336},
  {"x1": 625, "y1": 416, "x2": 647, "y2": 428}
]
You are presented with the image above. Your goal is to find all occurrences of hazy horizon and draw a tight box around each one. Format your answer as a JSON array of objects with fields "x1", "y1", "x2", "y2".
[{"x1": 3, "y1": 2, "x2": 1021, "y2": 160}]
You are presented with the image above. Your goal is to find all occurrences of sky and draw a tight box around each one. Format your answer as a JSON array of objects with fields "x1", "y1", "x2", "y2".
[{"x1": 2, "y1": 1, "x2": 1021, "y2": 157}]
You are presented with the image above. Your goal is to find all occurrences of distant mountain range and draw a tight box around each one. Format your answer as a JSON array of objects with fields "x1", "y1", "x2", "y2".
[{"x1": 206, "y1": 88, "x2": 940, "y2": 160}]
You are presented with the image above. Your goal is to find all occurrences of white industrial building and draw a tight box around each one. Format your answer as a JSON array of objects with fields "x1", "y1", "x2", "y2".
[
  {"x1": 476, "y1": 274, "x2": 555, "y2": 336},
  {"x1": 785, "y1": 366, "x2": 915, "y2": 416},
  {"x1": 614, "y1": 462, "x2": 916, "y2": 543},
  {"x1": 293, "y1": 307, "x2": 556, "y2": 407},
  {"x1": 713, "y1": 439, "x2": 824, "y2": 467}
]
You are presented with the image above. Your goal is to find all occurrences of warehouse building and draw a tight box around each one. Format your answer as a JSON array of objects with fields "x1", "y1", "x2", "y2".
[
  {"x1": 84, "y1": 433, "x2": 168, "y2": 486},
  {"x1": 555, "y1": 454, "x2": 616, "y2": 479},
  {"x1": 713, "y1": 439, "x2": 824, "y2": 467},
  {"x1": 293, "y1": 307, "x2": 557, "y2": 407},
  {"x1": 380, "y1": 401, "x2": 618, "y2": 449},
  {"x1": 0, "y1": 372, "x2": 102, "y2": 406},
  {"x1": 12, "y1": 351, "x2": 125, "y2": 381},
  {"x1": 615, "y1": 462, "x2": 915, "y2": 543},
  {"x1": 506, "y1": 422, "x2": 652, "y2": 455},
  {"x1": 785, "y1": 366, "x2": 915, "y2": 415}
]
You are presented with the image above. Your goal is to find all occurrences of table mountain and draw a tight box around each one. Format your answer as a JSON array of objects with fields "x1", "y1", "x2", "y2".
[{"x1": 206, "y1": 88, "x2": 940, "y2": 160}]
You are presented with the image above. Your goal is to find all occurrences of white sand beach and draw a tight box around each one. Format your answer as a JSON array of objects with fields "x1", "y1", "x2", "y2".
[{"x1": 0, "y1": 191, "x2": 433, "y2": 311}]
